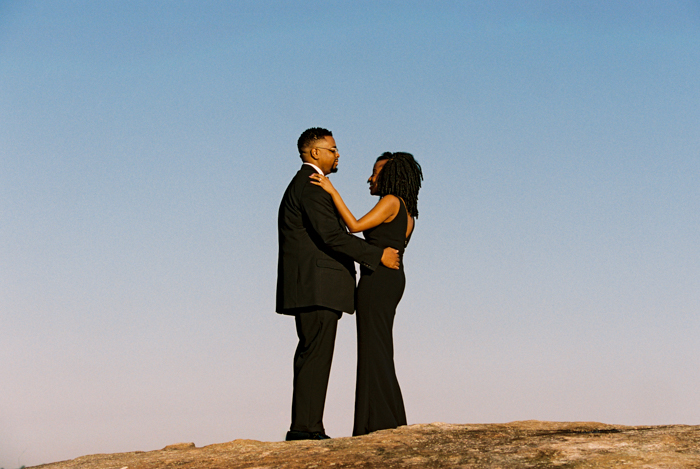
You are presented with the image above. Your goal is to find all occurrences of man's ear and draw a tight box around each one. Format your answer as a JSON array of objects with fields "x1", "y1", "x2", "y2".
[{"x1": 308, "y1": 147, "x2": 319, "y2": 162}]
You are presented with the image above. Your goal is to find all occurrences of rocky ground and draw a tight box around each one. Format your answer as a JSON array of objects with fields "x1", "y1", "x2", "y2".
[{"x1": 31, "y1": 421, "x2": 700, "y2": 468}]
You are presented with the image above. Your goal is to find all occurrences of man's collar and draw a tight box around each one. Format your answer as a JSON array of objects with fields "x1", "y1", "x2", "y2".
[{"x1": 303, "y1": 162, "x2": 324, "y2": 175}]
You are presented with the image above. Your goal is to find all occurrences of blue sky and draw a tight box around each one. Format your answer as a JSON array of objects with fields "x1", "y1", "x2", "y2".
[{"x1": 2, "y1": 1, "x2": 699, "y2": 467}]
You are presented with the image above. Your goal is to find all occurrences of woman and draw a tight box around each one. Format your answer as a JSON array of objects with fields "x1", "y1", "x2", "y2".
[{"x1": 310, "y1": 151, "x2": 423, "y2": 436}]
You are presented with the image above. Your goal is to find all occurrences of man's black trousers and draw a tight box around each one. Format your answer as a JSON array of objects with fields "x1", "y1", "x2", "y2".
[{"x1": 290, "y1": 308, "x2": 341, "y2": 434}]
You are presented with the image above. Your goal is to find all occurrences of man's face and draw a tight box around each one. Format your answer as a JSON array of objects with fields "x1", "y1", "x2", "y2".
[{"x1": 311, "y1": 136, "x2": 339, "y2": 175}]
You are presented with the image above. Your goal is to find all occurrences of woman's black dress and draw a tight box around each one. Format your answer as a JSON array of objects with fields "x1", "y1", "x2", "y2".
[{"x1": 353, "y1": 198, "x2": 410, "y2": 436}]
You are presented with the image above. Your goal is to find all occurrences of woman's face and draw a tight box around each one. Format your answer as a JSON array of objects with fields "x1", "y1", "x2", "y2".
[{"x1": 368, "y1": 159, "x2": 388, "y2": 196}]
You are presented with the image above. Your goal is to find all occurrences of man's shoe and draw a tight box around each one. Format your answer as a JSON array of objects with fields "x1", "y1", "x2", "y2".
[
  {"x1": 285, "y1": 430, "x2": 331, "y2": 441},
  {"x1": 286, "y1": 430, "x2": 310, "y2": 441}
]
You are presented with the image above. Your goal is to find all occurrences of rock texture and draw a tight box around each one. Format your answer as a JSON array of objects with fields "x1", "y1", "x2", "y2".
[{"x1": 31, "y1": 421, "x2": 700, "y2": 468}]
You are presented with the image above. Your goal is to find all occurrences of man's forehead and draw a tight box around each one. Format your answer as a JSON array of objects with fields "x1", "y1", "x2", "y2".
[{"x1": 319, "y1": 135, "x2": 336, "y2": 146}]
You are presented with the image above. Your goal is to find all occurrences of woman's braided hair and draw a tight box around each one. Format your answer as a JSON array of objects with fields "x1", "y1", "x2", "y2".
[{"x1": 375, "y1": 152, "x2": 423, "y2": 218}]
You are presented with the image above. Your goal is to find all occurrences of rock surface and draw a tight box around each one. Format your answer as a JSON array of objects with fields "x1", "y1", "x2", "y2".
[{"x1": 31, "y1": 421, "x2": 700, "y2": 468}]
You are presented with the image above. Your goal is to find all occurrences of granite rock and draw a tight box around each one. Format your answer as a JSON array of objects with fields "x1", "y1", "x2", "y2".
[{"x1": 31, "y1": 421, "x2": 700, "y2": 468}]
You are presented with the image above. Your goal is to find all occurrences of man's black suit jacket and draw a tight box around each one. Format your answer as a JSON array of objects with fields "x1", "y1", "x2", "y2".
[{"x1": 276, "y1": 164, "x2": 382, "y2": 315}]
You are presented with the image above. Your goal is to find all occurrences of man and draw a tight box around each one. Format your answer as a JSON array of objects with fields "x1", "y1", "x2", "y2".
[{"x1": 277, "y1": 127, "x2": 399, "y2": 441}]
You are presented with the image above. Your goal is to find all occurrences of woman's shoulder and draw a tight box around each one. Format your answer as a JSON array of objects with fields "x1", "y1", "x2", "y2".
[
  {"x1": 381, "y1": 194, "x2": 401, "y2": 205},
  {"x1": 383, "y1": 194, "x2": 408, "y2": 212},
  {"x1": 375, "y1": 194, "x2": 402, "y2": 222}
]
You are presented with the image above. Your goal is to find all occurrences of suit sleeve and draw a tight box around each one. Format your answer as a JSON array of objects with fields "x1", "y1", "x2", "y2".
[{"x1": 301, "y1": 182, "x2": 382, "y2": 271}]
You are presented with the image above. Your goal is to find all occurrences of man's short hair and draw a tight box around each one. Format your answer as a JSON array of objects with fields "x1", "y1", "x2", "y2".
[{"x1": 297, "y1": 127, "x2": 333, "y2": 156}]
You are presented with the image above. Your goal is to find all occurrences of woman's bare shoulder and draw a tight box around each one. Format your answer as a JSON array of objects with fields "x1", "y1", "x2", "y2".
[{"x1": 380, "y1": 194, "x2": 401, "y2": 206}]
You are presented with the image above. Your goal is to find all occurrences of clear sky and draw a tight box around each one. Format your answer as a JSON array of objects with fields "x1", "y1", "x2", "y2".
[{"x1": 1, "y1": 1, "x2": 699, "y2": 467}]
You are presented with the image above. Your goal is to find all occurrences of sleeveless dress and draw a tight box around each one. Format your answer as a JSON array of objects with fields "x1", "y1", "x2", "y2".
[{"x1": 353, "y1": 197, "x2": 410, "y2": 436}]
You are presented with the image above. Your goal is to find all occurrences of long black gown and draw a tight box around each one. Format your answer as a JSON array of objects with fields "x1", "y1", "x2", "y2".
[{"x1": 353, "y1": 198, "x2": 410, "y2": 436}]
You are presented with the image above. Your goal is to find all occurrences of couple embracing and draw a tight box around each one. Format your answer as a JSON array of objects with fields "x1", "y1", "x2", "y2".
[{"x1": 276, "y1": 127, "x2": 423, "y2": 440}]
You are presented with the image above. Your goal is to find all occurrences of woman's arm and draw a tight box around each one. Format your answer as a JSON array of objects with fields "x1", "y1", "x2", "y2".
[{"x1": 309, "y1": 174, "x2": 399, "y2": 233}]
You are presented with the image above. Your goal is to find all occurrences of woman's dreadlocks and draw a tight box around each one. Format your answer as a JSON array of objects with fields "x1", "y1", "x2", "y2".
[{"x1": 375, "y1": 152, "x2": 423, "y2": 218}]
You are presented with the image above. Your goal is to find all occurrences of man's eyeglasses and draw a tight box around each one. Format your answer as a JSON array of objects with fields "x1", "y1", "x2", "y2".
[{"x1": 314, "y1": 147, "x2": 339, "y2": 154}]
